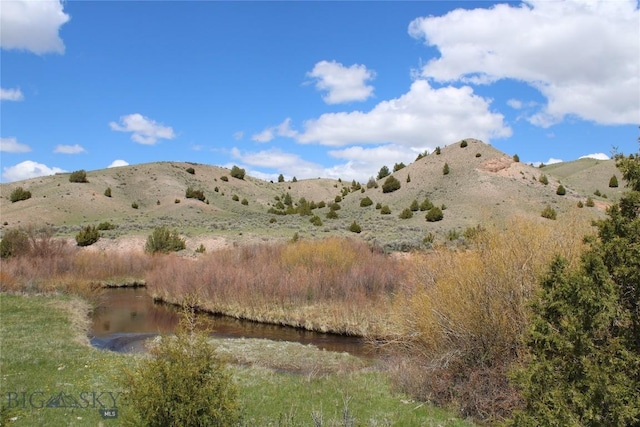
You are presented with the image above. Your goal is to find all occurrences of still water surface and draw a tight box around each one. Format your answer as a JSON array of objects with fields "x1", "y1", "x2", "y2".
[{"x1": 90, "y1": 288, "x2": 371, "y2": 357}]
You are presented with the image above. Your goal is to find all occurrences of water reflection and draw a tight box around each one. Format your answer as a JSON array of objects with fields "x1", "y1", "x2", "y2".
[{"x1": 90, "y1": 288, "x2": 371, "y2": 357}]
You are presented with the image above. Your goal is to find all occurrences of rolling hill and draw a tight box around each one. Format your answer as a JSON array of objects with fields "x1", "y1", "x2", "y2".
[{"x1": 0, "y1": 139, "x2": 628, "y2": 251}]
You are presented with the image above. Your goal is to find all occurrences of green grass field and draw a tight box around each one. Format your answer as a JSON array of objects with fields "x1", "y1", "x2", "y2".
[{"x1": 0, "y1": 293, "x2": 473, "y2": 426}]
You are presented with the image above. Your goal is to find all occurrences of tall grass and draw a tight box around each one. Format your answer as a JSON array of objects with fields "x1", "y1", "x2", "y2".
[
  {"x1": 146, "y1": 237, "x2": 404, "y2": 336},
  {"x1": 385, "y1": 215, "x2": 591, "y2": 421},
  {"x1": 0, "y1": 228, "x2": 150, "y2": 302}
]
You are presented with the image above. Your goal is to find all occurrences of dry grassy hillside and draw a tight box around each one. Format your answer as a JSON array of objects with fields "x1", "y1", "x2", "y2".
[{"x1": 0, "y1": 140, "x2": 625, "y2": 251}]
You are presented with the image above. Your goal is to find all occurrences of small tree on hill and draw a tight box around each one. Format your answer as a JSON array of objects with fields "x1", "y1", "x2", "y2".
[
  {"x1": 435, "y1": 146, "x2": 441, "y2": 155},
  {"x1": 186, "y1": 187, "x2": 206, "y2": 201},
  {"x1": 393, "y1": 162, "x2": 406, "y2": 172},
  {"x1": 425, "y1": 206, "x2": 443, "y2": 222},
  {"x1": 10, "y1": 187, "x2": 31, "y2": 203},
  {"x1": 104, "y1": 187, "x2": 112, "y2": 197},
  {"x1": 360, "y1": 196, "x2": 373, "y2": 207},
  {"x1": 145, "y1": 227, "x2": 186, "y2": 254},
  {"x1": 539, "y1": 174, "x2": 549, "y2": 185},
  {"x1": 556, "y1": 184, "x2": 566, "y2": 195},
  {"x1": 460, "y1": 140, "x2": 468, "y2": 148},
  {"x1": 366, "y1": 176, "x2": 378, "y2": 189},
  {"x1": 349, "y1": 221, "x2": 362, "y2": 233},
  {"x1": 69, "y1": 170, "x2": 88, "y2": 183},
  {"x1": 609, "y1": 174, "x2": 619, "y2": 188},
  {"x1": 541, "y1": 205, "x2": 557, "y2": 220},
  {"x1": 278, "y1": 173, "x2": 285, "y2": 183},
  {"x1": 399, "y1": 208, "x2": 413, "y2": 219},
  {"x1": 513, "y1": 154, "x2": 520, "y2": 162},
  {"x1": 442, "y1": 163, "x2": 450, "y2": 175},
  {"x1": 75, "y1": 225, "x2": 100, "y2": 247},
  {"x1": 377, "y1": 165, "x2": 390, "y2": 180},
  {"x1": 230, "y1": 165, "x2": 245, "y2": 180},
  {"x1": 382, "y1": 175, "x2": 401, "y2": 193}
]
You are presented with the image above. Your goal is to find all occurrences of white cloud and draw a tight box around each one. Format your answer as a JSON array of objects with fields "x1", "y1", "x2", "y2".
[
  {"x1": 507, "y1": 99, "x2": 522, "y2": 110},
  {"x1": 297, "y1": 79, "x2": 511, "y2": 148},
  {"x1": 2, "y1": 160, "x2": 64, "y2": 182},
  {"x1": 108, "y1": 159, "x2": 129, "y2": 168},
  {"x1": 579, "y1": 152, "x2": 609, "y2": 161},
  {"x1": 409, "y1": 0, "x2": 640, "y2": 126},
  {"x1": 0, "y1": 88, "x2": 24, "y2": 101},
  {"x1": 0, "y1": 0, "x2": 70, "y2": 55},
  {"x1": 0, "y1": 137, "x2": 31, "y2": 153},
  {"x1": 307, "y1": 60, "x2": 375, "y2": 104},
  {"x1": 233, "y1": 131, "x2": 244, "y2": 140},
  {"x1": 54, "y1": 144, "x2": 86, "y2": 154},
  {"x1": 109, "y1": 113, "x2": 176, "y2": 145},
  {"x1": 252, "y1": 118, "x2": 298, "y2": 143},
  {"x1": 546, "y1": 158, "x2": 564, "y2": 165}
]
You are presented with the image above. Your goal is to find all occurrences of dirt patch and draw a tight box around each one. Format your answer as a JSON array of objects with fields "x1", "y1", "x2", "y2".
[
  {"x1": 478, "y1": 157, "x2": 514, "y2": 174},
  {"x1": 73, "y1": 235, "x2": 231, "y2": 254}
]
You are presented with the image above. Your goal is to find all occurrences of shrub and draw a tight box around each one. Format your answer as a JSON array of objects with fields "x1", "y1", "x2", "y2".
[
  {"x1": 360, "y1": 196, "x2": 373, "y2": 207},
  {"x1": 422, "y1": 233, "x2": 435, "y2": 244},
  {"x1": 382, "y1": 176, "x2": 401, "y2": 193},
  {"x1": 310, "y1": 215, "x2": 323, "y2": 226},
  {"x1": 406, "y1": 173, "x2": 411, "y2": 183},
  {"x1": 594, "y1": 189, "x2": 602, "y2": 196},
  {"x1": 513, "y1": 154, "x2": 520, "y2": 162},
  {"x1": 10, "y1": 187, "x2": 31, "y2": 203},
  {"x1": 145, "y1": 227, "x2": 186, "y2": 253},
  {"x1": 460, "y1": 140, "x2": 468, "y2": 148},
  {"x1": 435, "y1": 146, "x2": 441, "y2": 155},
  {"x1": 269, "y1": 217, "x2": 277, "y2": 224},
  {"x1": 317, "y1": 200, "x2": 326, "y2": 209},
  {"x1": 377, "y1": 165, "x2": 390, "y2": 180},
  {"x1": 220, "y1": 175, "x2": 229, "y2": 182},
  {"x1": 292, "y1": 176, "x2": 297, "y2": 182},
  {"x1": 175, "y1": 198, "x2": 181, "y2": 204},
  {"x1": 366, "y1": 177, "x2": 378, "y2": 189},
  {"x1": 232, "y1": 194, "x2": 239, "y2": 202},
  {"x1": 399, "y1": 208, "x2": 413, "y2": 219},
  {"x1": 447, "y1": 229, "x2": 460, "y2": 241},
  {"x1": 556, "y1": 184, "x2": 566, "y2": 195},
  {"x1": 335, "y1": 195, "x2": 342, "y2": 203},
  {"x1": 375, "y1": 202, "x2": 382, "y2": 209},
  {"x1": 420, "y1": 198, "x2": 434, "y2": 211},
  {"x1": 349, "y1": 221, "x2": 362, "y2": 233},
  {"x1": 75, "y1": 225, "x2": 100, "y2": 247},
  {"x1": 241, "y1": 198, "x2": 248, "y2": 205},
  {"x1": 425, "y1": 206, "x2": 443, "y2": 222},
  {"x1": 121, "y1": 304, "x2": 239, "y2": 426},
  {"x1": 325, "y1": 210, "x2": 338, "y2": 219},
  {"x1": 577, "y1": 200, "x2": 584, "y2": 208},
  {"x1": 476, "y1": 153, "x2": 482, "y2": 158},
  {"x1": 69, "y1": 170, "x2": 88, "y2": 183},
  {"x1": 230, "y1": 165, "x2": 245, "y2": 180},
  {"x1": 393, "y1": 162, "x2": 406, "y2": 172},
  {"x1": 97, "y1": 221, "x2": 116, "y2": 231},
  {"x1": 541, "y1": 205, "x2": 557, "y2": 220},
  {"x1": 329, "y1": 202, "x2": 341, "y2": 211},
  {"x1": 131, "y1": 202, "x2": 139, "y2": 209},
  {"x1": 380, "y1": 205, "x2": 391, "y2": 215},
  {"x1": 186, "y1": 187, "x2": 206, "y2": 201},
  {"x1": 609, "y1": 174, "x2": 619, "y2": 188},
  {"x1": 388, "y1": 218, "x2": 590, "y2": 421},
  {"x1": 278, "y1": 173, "x2": 284, "y2": 182},
  {"x1": 539, "y1": 174, "x2": 549, "y2": 185},
  {"x1": 442, "y1": 163, "x2": 450, "y2": 175},
  {"x1": 186, "y1": 167, "x2": 195, "y2": 175},
  {"x1": 585, "y1": 197, "x2": 595, "y2": 207},
  {"x1": 195, "y1": 244, "x2": 206, "y2": 254},
  {"x1": 410, "y1": 200, "x2": 419, "y2": 211},
  {"x1": 0, "y1": 228, "x2": 30, "y2": 258}
]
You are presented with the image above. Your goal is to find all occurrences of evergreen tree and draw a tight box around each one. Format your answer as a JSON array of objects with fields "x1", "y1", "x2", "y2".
[
  {"x1": 377, "y1": 165, "x2": 390, "y2": 180},
  {"x1": 512, "y1": 152, "x2": 640, "y2": 426},
  {"x1": 609, "y1": 174, "x2": 619, "y2": 188}
]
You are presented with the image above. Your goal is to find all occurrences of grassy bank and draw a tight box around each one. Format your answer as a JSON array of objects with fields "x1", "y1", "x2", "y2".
[{"x1": 0, "y1": 293, "x2": 473, "y2": 426}]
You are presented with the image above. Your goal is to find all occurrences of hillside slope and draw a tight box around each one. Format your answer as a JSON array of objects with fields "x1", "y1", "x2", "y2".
[{"x1": 0, "y1": 140, "x2": 624, "y2": 251}]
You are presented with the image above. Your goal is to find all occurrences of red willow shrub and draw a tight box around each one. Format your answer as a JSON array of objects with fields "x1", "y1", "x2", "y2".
[{"x1": 145, "y1": 237, "x2": 405, "y2": 335}]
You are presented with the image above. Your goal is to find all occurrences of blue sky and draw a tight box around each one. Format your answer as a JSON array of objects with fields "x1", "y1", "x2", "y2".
[{"x1": 1, "y1": 0, "x2": 639, "y2": 183}]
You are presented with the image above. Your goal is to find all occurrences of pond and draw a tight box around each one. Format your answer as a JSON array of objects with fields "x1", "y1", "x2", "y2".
[{"x1": 90, "y1": 288, "x2": 373, "y2": 357}]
